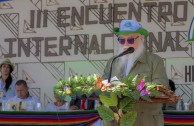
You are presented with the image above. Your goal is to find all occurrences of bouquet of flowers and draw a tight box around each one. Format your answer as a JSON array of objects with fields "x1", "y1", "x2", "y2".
[
  {"x1": 54, "y1": 74, "x2": 160, "y2": 126},
  {"x1": 97, "y1": 74, "x2": 160, "y2": 126},
  {"x1": 54, "y1": 73, "x2": 102, "y2": 101}
]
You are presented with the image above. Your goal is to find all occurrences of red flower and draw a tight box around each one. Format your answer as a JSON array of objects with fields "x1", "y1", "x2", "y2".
[{"x1": 96, "y1": 77, "x2": 102, "y2": 89}]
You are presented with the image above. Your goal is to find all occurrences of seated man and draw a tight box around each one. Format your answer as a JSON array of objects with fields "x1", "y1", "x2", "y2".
[{"x1": 7, "y1": 80, "x2": 40, "y2": 111}]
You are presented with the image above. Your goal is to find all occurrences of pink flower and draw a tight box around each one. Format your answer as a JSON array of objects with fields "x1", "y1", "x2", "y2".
[
  {"x1": 140, "y1": 89, "x2": 151, "y2": 96},
  {"x1": 136, "y1": 80, "x2": 151, "y2": 96},
  {"x1": 101, "y1": 86, "x2": 106, "y2": 92},
  {"x1": 136, "y1": 80, "x2": 145, "y2": 91},
  {"x1": 105, "y1": 83, "x2": 112, "y2": 88}
]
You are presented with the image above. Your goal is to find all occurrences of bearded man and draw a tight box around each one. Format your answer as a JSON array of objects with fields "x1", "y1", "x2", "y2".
[{"x1": 102, "y1": 20, "x2": 169, "y2": 126}]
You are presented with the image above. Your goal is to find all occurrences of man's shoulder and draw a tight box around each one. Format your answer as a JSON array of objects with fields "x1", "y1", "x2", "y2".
[
  {"x1": 30, "y1": 95, "x2": 41, "y2": 103},
  {"x1": 146, "y1": 52, "x2": 163, "y2": 61},
  {"x1": 30, "y1": 95, "x2": 39, "y2": 100},
  {"x1": 7, "y1": 96, "x2": 18, "y2": 101}
]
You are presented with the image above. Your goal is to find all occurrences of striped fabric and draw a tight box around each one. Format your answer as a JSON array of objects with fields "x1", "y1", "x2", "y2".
[
  {"x1": 163, "y1": 110, "x2": 194, "y2": 126},
  {"x1": 0, "y1": 110, "x2": 100, "y2": 126},
  {"x1": 1, "y1": 110, "x2": 194, "y2": 126}
]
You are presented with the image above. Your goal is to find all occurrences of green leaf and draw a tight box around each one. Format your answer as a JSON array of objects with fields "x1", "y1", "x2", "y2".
[
  {"x1": 74, "y1": 87, "x2": 82, "y2": 92},
  {"x1": 121, "y1": 74, "x2": 136, "y2": 86},
  {"x1": 122, "y1": 89, "x2": 133, "y2": 98},
  {"x1": 146, "y1": 85, "x2": 155, "y2": 90},
  {"x1": 119, "y1": 97, "x2": 135, "y2": 112},
  {"x1": 58, "y1": 79, "x2": 65, "y2": 85},
  {"x1": 120, "y1": 111, "x2": 137, "y2": 126},
  {"x1": 99, "y1": 92, "x2": 118, "y2": 106},
  {"x1": 140, "y1": 95, "x2": 152, "y2": 102},
  {"x1": 64, "y1": 95, "x2": 72, "y2": 102},
  {"x1": 86, "y1": 87, "x2": 93, "y2": 97},
  {"x1": 118, "y1": 109, "x2": 123, "y2": 117},
  {"x1": 111, "y1": 86, "x2": 121, "y2": 94},
  {"x1": 97, "y1": 106, "x2": 115, "y2": 121},
  {"x1": 66, "y1": 76, "x2": 74, "y2": 86},
  {"x1": 132, "y1": 90, "x2": 140, "y2": 100},
  {"x1": 87, "y1": 74, "x2": 97, "y2": 85},
  {"x1": 132, "y1": 74, "x2": 138, "y2": 83},
  {"x1": 149, "y1": 90, "x2": 160, "y2": 97}
]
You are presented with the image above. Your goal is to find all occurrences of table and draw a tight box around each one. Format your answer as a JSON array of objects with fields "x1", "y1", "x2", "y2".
[
  {"x1": 163, "y1": 110, "x2": 194, "y2": 126},
  {"x1": 0, "y1": 110, "x2": 100, "y2": 126}
]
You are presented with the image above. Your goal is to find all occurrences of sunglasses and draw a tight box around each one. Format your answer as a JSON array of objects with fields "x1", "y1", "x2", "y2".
[{"x1": 117, "y1": 36, "x2": 139, "y2": 45}]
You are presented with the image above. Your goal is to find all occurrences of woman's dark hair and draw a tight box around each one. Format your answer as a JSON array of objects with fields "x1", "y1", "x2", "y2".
[
  {"x1": 0, "y1": 64, "x2": 13, "y2": 92},
  {"x1": 9, "y1": 64, "x2": 14, "y2": 73},
  {"x1": 169, "y1": 79, "x2": 176, "y2": 92},
  {"x1": 0, "y1": 74, "x2": 13, "y2": 92}
]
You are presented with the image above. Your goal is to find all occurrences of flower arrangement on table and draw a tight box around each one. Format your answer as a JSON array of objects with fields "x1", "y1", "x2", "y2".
[
  {"x1": 54, "y1": 73, "x2": 161, "y2": 126},
  {"x1": 54, "y1": 73, "x2": 102, "y2": 101}
]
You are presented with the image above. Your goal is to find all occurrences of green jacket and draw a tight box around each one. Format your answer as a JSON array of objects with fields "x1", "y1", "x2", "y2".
[{"x1": 102, "y1": 51, "x2": 169, "y2": 126}]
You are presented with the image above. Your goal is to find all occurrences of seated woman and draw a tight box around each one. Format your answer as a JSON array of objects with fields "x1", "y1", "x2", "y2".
[
  {"x1": 45, "y1": 92, "x2": 73, "y2": 111},
  {"x1": 0, "y1": 59, "x2": 17, "y2": 99}
]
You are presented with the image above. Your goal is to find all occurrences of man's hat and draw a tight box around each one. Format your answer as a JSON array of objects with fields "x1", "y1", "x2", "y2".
[
  {"x1": 0, "y1": 59, "x2": 14, "y2": 73},
  {"x1": 113, "y1": 20, "x2": 149, "y2": 37}
]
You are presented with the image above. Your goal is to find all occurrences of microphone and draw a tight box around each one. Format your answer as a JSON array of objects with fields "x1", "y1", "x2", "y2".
[{"x1": 107, "y1": 47, "x2": 135, "y2": 83}]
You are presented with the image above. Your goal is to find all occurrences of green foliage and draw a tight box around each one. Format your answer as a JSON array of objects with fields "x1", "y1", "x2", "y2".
[
  {"x1": 54, "y1": 73, "x2": 161, "y2": 126},
  {"x1": 149, "y1": 90, "x2": 161, "y2": 97},
  {"x1": 85, "y1": 87, "x2": 93, "y2": 97},
  {"x1": 119, "y1": 97, "x2": 136, "y2": 112},
  {"x1": 99, "y1": 92, "x2": 118, "y2": 106},
  {"x1": 64, "y1": 95, "x2": 72, "y2": 102},
  {"x1": 140, "y1": 95, "x2": 152, "y2": 102},
  {"x1": 120, "y1": 111, "x2": 137, "y2": 126},
  {"x1": 97, "y1": 74, "x2": 160, "y2": 126},
  {"x1": 54, "y1": 73, "x2": 100, "y2": 99},
  {"x1": 97, "y1": 106, "x2": 115, "y2": 121}
]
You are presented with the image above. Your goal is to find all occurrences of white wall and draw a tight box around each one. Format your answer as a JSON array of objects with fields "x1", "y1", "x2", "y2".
[{"x1": 0, "y1": 0, "x2": 194, "y2": 106}]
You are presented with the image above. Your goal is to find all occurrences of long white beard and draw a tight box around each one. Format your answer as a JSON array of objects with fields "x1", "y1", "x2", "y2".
[{"x1": 115, "y1": 42, "x2": 145, "y2": 75}]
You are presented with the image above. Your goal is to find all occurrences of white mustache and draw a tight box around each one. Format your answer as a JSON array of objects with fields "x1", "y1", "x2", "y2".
[{"x1": 121, "y1": 46, "x2": 131, "y2": 51}]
